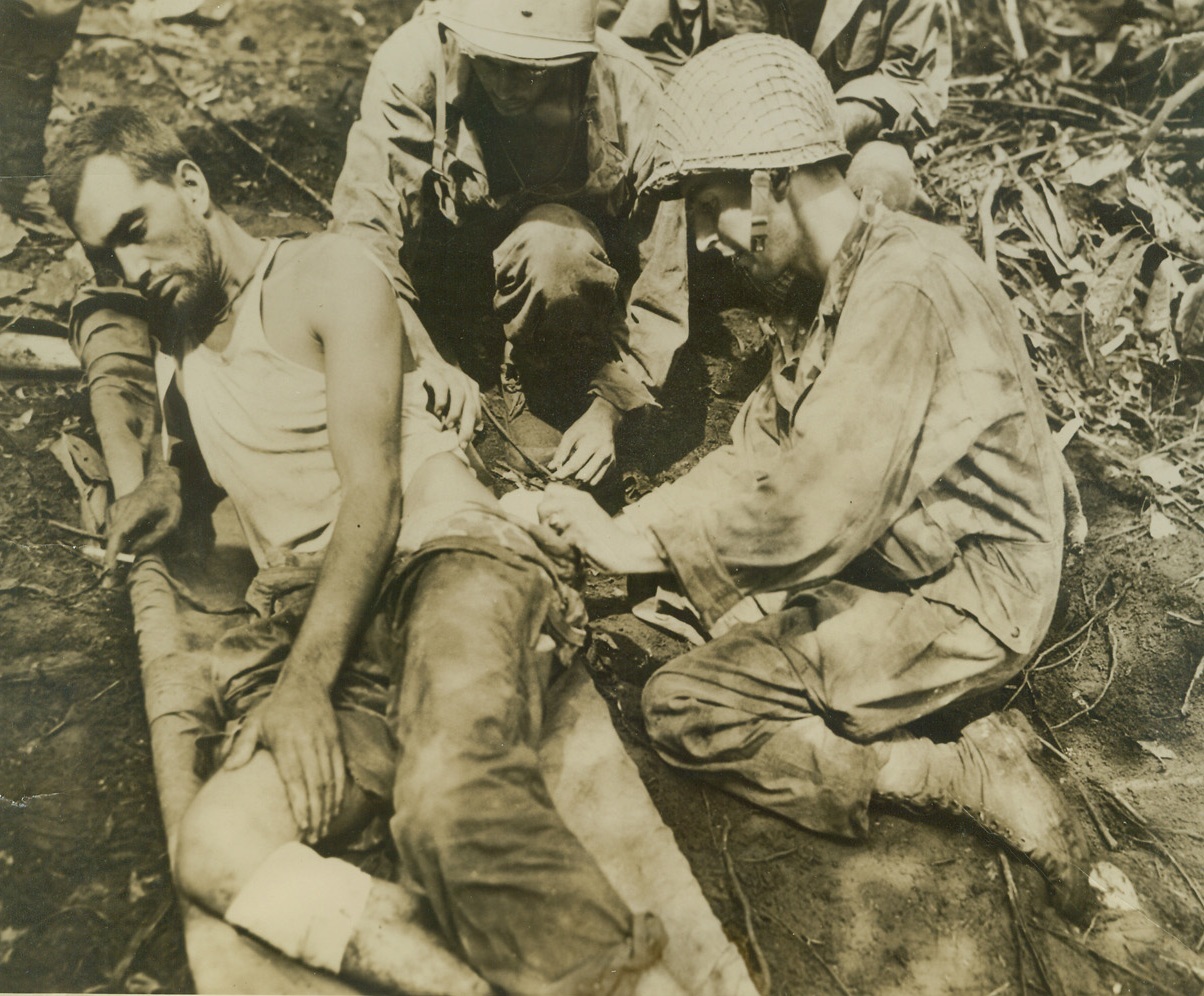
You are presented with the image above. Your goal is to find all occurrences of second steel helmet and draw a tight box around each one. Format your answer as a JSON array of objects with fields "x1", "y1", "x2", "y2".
[
  {"x1": 644, "y1": 33, "x2": 848, "y2": 200},
  {"x1": 440, "y1": 0, "x2": 599, "y2": 66}
]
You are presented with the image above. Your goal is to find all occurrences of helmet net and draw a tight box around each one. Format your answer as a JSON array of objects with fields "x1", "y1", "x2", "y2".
[{"x1": 645, "y1": 33, "x2": 848, "y2": 198}]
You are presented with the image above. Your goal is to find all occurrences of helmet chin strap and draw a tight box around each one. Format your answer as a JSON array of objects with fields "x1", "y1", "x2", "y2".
[{"x1": 749, "y1": 169, "x2": 772, "y2": 253}]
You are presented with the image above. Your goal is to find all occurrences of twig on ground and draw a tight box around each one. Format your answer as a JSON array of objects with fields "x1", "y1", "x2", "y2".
[
  {"x1": 27, "y1": 679, "x2": 121, "y2": 749},
  {"x1": 1180, "y1": 653, "x2": 1204, "y2": 716},
  {"x1": 1076, "y1": 782, "x2": 1119, "y2": 850},
  {"x1": 999, "y1": 851, "x2": 1030, "y2": 996},
  {"x1": 719, "y1": 817, "x2": 772, "y2": 995},
  {"x1": 1050, "y1": 619, "x2": 1121, "y2": 730},
  {"x1": 1093, "y1": 522, "x2": 1145, "y2": 544},
  {"x1": 1137, "y1": 74, "x2": 1204, "y2": 158},
  {"x1": 479, "y1": 400, "x2": 553, "y2": 480},
  {"x1": 1034, "y1": 922, "x2": 1184, "y2": 996},
  {"x1": 738, "y1": 844, "x2": 802, "y2": 864},
  {"x1": 999, "y1": 0, "x2": 1029, "y2": 61},
  {"x1": 758, "y1": 909, "x2": 854, "y2": 996},
  {"x1": 981, "y1": 170, "x2": 1004, "y2": 272},
  {"x1": 1098, "y1": 786, "x2": 1204, "y2": 920},
  {"x1": 999, "y1": 852, "x2": 1059, "y2": 996},
  {"x1": 143, "y1": 49, "x2": 332, "y2": 215},
  {"x1": 48, "y1": 519, "x2": 103, "y2": 541},
  {"x1": 109, "y1": 892, "x2": 173, "y2": 986}
]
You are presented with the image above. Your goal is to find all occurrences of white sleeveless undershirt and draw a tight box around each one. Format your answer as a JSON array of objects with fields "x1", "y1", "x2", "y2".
[
  {"x1": 173, "y1": 239, "x2": 340, "y2": 566},
  {"x1": 156, "y1": 239, "x2": 467, "y2": 568}
]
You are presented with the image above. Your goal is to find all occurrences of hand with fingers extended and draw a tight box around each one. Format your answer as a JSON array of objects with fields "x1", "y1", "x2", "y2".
[
  {"x1": 549, "y1": 397, "x2": 622, "y2": 486},
  {"x1": 419, "y1": 356, "x2": 481, "y2": 444},
  {"x1": 539, "y1": 482, "x2": 666, "y2": 574},
  {"x1": 103, "y1": 461, "x2": 182, "y2": 573},
  {"x1": 222, "y1": 671, "x2": 346, "y2": 844}
]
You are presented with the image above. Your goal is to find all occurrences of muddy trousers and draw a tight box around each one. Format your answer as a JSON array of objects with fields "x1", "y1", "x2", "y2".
[
  {"x1": 418, "y1": 203, "x2": 620, "y2": 420},
  {"x1": 0, "y1": 0, "x2": 84, "y2": 206},
  {"x1": 642, "y1": 581, "x2": 1022, "y2": 839},
  {"x1": 379, "y1": 550, "x2": 636, "y2": 995}
]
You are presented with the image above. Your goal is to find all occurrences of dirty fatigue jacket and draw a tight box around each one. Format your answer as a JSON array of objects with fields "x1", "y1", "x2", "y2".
[
  {"x1": 625, "y1": 197, "x2": 1065, "y2": 661},
  {"x1": 330, "y1": 15, "x2": 689, "y2": 413},
  {"x1": 604, "y1": 0, "x2": 951, "y2": 138}
]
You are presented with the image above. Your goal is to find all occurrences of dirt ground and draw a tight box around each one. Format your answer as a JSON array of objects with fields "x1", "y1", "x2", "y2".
[{"x1": 2, "y1": 1, "x2": 1204, "y2": 994}]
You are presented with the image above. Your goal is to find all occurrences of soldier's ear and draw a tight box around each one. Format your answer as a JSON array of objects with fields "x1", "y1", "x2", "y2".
[
  {"x1": 175, "y1": 160, "x2": 212, "y2": 217},
  {"x1": 769, "y1": 168, "x2": 793, "y2": 200}
]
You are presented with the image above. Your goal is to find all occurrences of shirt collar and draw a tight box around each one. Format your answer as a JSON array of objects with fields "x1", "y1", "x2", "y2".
[{"x1": 818, "y1": 189, "x2": 884, "y2": 323}]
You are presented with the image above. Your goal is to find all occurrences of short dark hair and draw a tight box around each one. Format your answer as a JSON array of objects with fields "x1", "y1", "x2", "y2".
[{"x1": 49, "y1": 106, "x2": 190, "y2": 223}]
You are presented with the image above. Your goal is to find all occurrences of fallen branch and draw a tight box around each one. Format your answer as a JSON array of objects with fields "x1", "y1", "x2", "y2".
[
  {"x1": 109, "y1": 892, "x2": 173, "y2": 986},
  {"x1": 1076, "y1": 782, "x2": 1119, "y2": 851},
  {"x1": 998, "y1": 0, "x2": 1028, "y2": 61},
  {"x1": 479, "y1": 399, "x2": 553, "y2": 480},
  {"x1": 1000, "y1": 852, "x2": 1030, "y2": 996},
  {"x1": 143, "y1": 49, "x2": 332, "y2": 215},
  {"x1": 720, "y1": 818, "x2": 771, "y2": 995},
  {"x1": 1180, "y1": 653, "x2": 1204, "y2": 716},
  {"x1": 758, "y1": 909, "x2": 854, "y2": 996},
  {"x1": 1097, "y1": 786, "x2": 1204, "y2": 920},
  {"x1": 1050, "y1": 619, "x2": 1121, "y2": 730},
  {"x1": 999, "y1": 852, "x2": 1059, "y2": 996},
  {"x1": 48, "y1": 519, "x2": 103, "y2": 541},
  {"x1": 1034, "y1": 922, "x2": 1184, "y2": 996},
  {"x1": 1136, "y1": 74, "x2": 1204, "y2": 158}
]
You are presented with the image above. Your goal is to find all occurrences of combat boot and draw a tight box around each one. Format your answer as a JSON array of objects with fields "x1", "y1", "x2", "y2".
[{"x1": 908, "y1": 711, "x2": 1093, "y2": 921}]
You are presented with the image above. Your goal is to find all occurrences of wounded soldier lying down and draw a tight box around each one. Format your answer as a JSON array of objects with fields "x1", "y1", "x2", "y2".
[{"x1": 50, "y1": 106, "x2": 665, "y2": 996}]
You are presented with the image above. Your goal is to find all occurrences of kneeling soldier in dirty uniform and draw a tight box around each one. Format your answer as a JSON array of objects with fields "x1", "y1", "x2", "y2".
[
  {"x1": 541, "y1": 34, "x2": 1093, "y2": 922},
  {"x1": 331, "y1": 0, "x2": 689, "y2": 486}
]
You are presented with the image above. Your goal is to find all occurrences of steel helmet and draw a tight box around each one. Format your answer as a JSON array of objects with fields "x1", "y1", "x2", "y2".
[
  {"x1": 440, "y1": 0, "x2": 599, "y2": 66},
  {"x1": 644, "y1": 33, "x2": 848, "y2": 200}
]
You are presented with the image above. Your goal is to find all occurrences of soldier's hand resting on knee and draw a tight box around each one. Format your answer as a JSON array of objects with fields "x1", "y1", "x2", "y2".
[
  {"x1": 539, "y1": 483, "x2": 666, "y2": 573},
  {"x1": 222, "y1": 670, "x2": 346, "y2": 844},
  {"x1": 549, "y1": 397, "x2": 621, "y2": 486}
]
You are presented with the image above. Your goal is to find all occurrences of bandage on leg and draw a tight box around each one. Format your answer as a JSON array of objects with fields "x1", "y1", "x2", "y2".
[
  {"x1": 224, "y1": 841, "x2": 491, "y2": 995},
  {"x1": 224, "y1": 841, "x2": 372, "y2": 974}
]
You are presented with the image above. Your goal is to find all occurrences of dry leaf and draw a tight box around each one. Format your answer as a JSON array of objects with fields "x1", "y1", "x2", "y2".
[
  {"x1": 1136, "y1": 739, "x2": 1177, "y2": 761},
  {"x1": 4, "y1": 408, "x2": 33, "y2": 432},
  {"x1": 1126, "y1": 170, "x2": 1204, "y2": 255},
  {"x1": 0, "y1": 268, "x2": 32, "y2": 301},
  {"x1": 29, "y1": 252, "x2": 92, "y2": 311},
  {"x1": 130, "y1": 0, "x2": 205, "y2": 20},
  {"x1": 1137, "y1": 453, "x2": 1184, "y2": 489},
  {"x1": 1149, "y1": 508, "x2": 1179, "y2": 539},
  {"x1": 1065, "y1": 143, "x2": 1131, "y2": 187},
  {"x1": 1088, "y1": 861, "x2": 1142, "y2": 911},
  {"x1": 1178, "y1": 278, "x2": 1204, "y2": 355},
  {"x1": 1084, "y1": 238, "x2": 1144, "y2": 341},
  {"x1": 0, "y1": 214, "x2": 26, "y2": 261}
]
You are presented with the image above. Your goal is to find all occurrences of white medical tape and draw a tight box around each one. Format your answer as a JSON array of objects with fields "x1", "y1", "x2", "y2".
[{"x1": 224, "y1": 841, "x2": 374, "y2": 974}]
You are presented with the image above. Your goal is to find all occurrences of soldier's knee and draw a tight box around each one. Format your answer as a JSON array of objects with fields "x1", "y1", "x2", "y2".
[
  {"x1": 494, "y1": 204, "x2": 614, "y2": 303},
  {"x1": 642, "y1": 667, "x2": 707, "y2": 755},
  {"x1": 175, "y1": 795, "x2": 248, "y2": 915},
  {"x1": 846, "y1": 141, "x2": 920, "y2": 212}
]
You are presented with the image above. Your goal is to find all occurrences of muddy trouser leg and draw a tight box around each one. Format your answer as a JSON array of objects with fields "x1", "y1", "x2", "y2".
[
  {"x1": 384, "y1": 550, "x2": 636, "y2": 994},
  {"x1": 642, "y1": 581, "x2": 1021, "y2": 840},
  {"x1": 0, "y1": 0, "x2": 84, "y2": 209},
  {"x1": 492, "y1": 203, "x2": 619, "y2": 422}
]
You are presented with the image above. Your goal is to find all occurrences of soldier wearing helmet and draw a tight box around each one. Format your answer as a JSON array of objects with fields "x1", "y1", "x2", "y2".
[
  {"x1": 599, "y1": 0, "x2": 951, "y2": 213},
  {"x1": 331, "y1": 0, "x2": 689, "y2": 487},
  {"x1": 540, "y1": 34, "x2": 1095, "y2": 924}
]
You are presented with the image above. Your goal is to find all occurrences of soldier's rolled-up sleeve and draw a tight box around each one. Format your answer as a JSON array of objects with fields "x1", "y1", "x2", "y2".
[
  {"x1": 330, "y1": 24, "x2": 441, "y2": 305},
  {"x1": 834, "y1": 0, "x2": 951, "y2": 138}
]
